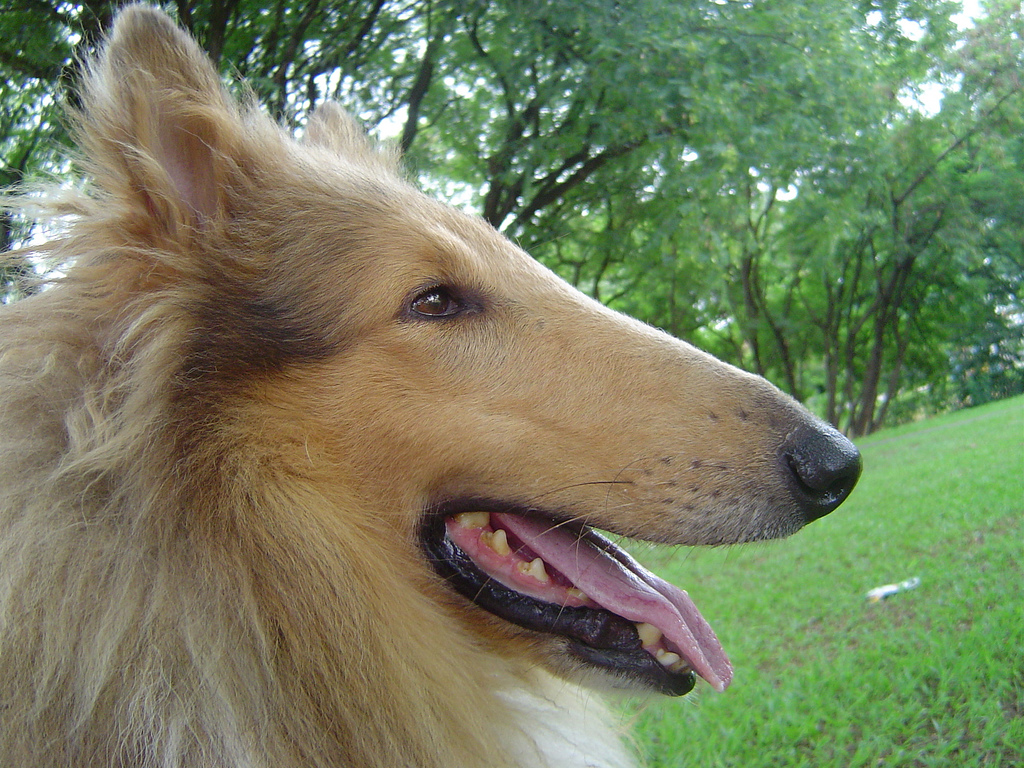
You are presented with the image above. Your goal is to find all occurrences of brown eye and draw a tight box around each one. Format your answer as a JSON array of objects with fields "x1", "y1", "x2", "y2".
[{"x1": 410, "y1": 287, "x2": 461, "y2": 318}]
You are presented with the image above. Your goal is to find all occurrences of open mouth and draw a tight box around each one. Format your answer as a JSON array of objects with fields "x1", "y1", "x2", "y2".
[{"x1": 421, "y1": 506, "x2": 732, "y2": 697}]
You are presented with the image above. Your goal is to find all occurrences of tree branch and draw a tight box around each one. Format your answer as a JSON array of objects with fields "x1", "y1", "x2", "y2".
[{"x1": 894, "y1": 84, "x2": 1021, "y2": 207}]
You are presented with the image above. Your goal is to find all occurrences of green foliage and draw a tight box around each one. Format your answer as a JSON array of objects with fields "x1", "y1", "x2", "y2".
[
  {"x1": 1, "y1": 0, "x2": 1021, "y2": 430},
  {"x1": 627, "y1": 395, "x2": 1024, "y2": 766},
  {"x1": 560, "y1": 0, "x2": 1024, "y2": 435}
]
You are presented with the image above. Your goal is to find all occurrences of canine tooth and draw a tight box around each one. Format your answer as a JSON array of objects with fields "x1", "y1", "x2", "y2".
[
  {"x1": 635, "y1": 622, "x2": 663, "y2": 647},
  {"x1": 481, "y1": 528, "x2": 511, "y2": 556},
  {"x1": 656, "y1": 649, "x2": 682, "y2": 669},
  {"x1": 454, "y1": 512, "x2": 490, "y2": 529},
  {"x1": 516, "y1": 558, "x2": 550, "y2": 583},
  {"x1": 566, "y1": 587, "x2": 589, "y2": 602}
]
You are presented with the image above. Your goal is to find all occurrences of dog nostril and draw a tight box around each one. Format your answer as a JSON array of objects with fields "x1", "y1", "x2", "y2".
[{"x1": 782, "y1": 422, "x2": 862, "y2": 522}]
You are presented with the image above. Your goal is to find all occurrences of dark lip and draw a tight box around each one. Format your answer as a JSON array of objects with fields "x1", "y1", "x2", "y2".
[{"x1": 419, "y1": 501, "x2": 697, "y2": 697}]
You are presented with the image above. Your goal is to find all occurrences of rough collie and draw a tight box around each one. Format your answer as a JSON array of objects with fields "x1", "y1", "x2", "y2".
[{"x1": 0, "y1": 6, "x2": 860, "y2": 766}]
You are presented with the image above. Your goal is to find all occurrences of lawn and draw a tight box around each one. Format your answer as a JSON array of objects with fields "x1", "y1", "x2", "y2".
[{"x1": 626, "y1": 396, "x2": 1023, "y2": 767}]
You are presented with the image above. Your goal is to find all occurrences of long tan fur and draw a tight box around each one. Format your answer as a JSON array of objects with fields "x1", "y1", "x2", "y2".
[{"x1": 0, "y1": 6, "x2": 858, "y2": 767}]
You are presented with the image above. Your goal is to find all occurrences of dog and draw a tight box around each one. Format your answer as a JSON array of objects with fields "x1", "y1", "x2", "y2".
[{"x1": 0, "y1": 6, "x2": 860, "y2": 767}]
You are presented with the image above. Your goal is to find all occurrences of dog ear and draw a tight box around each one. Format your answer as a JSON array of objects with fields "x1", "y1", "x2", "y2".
[
  {"x1": 304, "y1": 101, "x2": 400, "y2": 172},
  {"x1": 78, "y1": 4, "x2": 243, "y2": 234}
]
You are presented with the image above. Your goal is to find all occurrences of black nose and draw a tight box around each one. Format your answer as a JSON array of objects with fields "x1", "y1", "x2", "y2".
[{"x1": 782, "y1": 422, "x2": 862, "y2": 522}]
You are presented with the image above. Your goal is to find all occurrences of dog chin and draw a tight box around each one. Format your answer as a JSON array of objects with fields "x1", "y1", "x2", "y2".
[{"x1": 545, "y1": 647, "x2": 695, "y2": 698}]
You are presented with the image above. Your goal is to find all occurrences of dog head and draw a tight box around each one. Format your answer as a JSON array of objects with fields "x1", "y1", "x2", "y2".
[{"x1": 66, "y1": 5, "x2": 860, "y2": 701}]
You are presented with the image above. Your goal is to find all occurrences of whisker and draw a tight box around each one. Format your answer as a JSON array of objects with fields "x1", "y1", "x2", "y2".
[{"x1": 520, "y1": 479, "x2": 635, "y2": 508}]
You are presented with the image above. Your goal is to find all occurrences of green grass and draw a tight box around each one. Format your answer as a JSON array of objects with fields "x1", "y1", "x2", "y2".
[{"x1": 626, "y1": 396, "x2": 1024, "y2": 767}]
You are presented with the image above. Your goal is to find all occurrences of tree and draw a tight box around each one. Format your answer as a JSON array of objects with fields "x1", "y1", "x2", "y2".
[
  {"x1": 2, "y1": 0, "x2": 1021, "y2": 431},
  {"x1": 565, "y1": 0, "x2": 1023, "y2": 435}
]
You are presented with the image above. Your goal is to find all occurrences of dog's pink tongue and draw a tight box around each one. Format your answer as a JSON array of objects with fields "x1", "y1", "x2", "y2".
[{"x1": 493, "y1": 513, "x2": 732, "y2": 692}]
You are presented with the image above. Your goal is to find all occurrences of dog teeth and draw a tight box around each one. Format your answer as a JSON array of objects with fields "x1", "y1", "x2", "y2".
[
  {"x1": 655, "y1": 649, "x2": 686, "y2": 672},
  {"x1": 635, "y1": 622, "x2": 662, "y2": 647},
  {"x1": 566, "y1": 587, "x2": 589, "y2": 602},
  {"x1": 516, "y1": 557, "x2": 550, "y2": 583},
  {"x1": 480, "y1": 528, "x2": 511, "y2": 556},
  {"x1": 454, "y1": 512, "x2": 490, "y2": 529}
]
